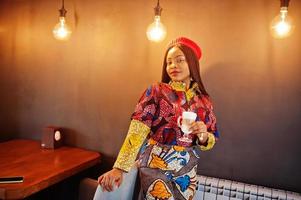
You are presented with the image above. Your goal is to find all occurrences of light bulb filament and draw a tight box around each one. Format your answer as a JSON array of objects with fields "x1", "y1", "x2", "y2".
[
  {"x1": 53, "y1": 17, "x2": 72, "y2": 40},
  {"x1": 146, "y1": 16, "x2": 167, "y2": 42},
  {"x1": 271, "y1": 6, "x2": 293, "y2": 38}
]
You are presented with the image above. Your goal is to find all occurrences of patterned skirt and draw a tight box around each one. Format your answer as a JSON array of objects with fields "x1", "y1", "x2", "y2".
[{"x1": 138, "y1": 138, "x2": 201, "y2": 200}]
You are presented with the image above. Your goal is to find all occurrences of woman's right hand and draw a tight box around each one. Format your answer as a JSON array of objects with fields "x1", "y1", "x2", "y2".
[{"x1": 97, "y1": 168, "x2": 124, "y2": 192}]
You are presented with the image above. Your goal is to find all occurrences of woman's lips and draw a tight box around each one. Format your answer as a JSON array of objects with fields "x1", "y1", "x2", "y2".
[{"x1": 170, "y1": 71, "x2": 180, "y2": 76}]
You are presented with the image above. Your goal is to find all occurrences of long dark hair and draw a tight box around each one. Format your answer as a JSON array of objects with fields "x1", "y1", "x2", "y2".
[{"x1": 161, "y1": 44, "x2": 209, "y2": 96}]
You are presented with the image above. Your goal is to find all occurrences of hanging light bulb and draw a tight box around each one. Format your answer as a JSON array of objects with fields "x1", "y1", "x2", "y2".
[
  {"x1": 270, "y1": 0, "x2": 294, "y2": 39},
  {"x1": 146, "y1": 0, "x2": 167, "y2": 42},
  {"x1": 53, "y1": 0, "x2": 72, "y2": 41}
]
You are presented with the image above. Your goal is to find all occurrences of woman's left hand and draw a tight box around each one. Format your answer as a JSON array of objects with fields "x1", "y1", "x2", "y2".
[{"x1": 189, "y1": 121, "x2": 209, "y2": 143}]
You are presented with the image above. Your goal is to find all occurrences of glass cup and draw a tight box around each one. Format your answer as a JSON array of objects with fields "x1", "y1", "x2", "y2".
[{"x1": 177, "y1": 111, "x2": 197, "y2": 144}]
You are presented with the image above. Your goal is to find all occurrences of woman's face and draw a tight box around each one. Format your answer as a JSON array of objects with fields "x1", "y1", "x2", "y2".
[{"x1": 166, "y1": 46, "x2": 190, "y2": 85}]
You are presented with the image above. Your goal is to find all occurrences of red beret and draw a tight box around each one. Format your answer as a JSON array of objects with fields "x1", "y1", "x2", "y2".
[{"x1": 168, "y1": 37, "x2": 202, "y2": 60}]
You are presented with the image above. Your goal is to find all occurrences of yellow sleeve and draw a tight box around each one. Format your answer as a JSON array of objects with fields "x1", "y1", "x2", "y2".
[
  {"x1": 113, "y1": 119, "x2": 150, "y2": 172},
  {"x1": 198, "y1": 132, "x2": 216, "y2": 151}
]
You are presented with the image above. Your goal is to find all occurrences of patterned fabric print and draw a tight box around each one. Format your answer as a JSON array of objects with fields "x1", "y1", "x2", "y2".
[
  {"x1": 169, "y1": 81, "x2": 198, "y2": 102},
  {"x1": 133, "y1": 86, "x2": 158, "y2": 128},
  {"x1": 190, "y1": 95, "x2": 219, "y2": 139},
  {"x1": 115, "y1": 81, "x2": 219, "y2": 174},
  {"x1": 146, "y1": 142, "x2": 190, "y2": 172},
  {"x1": 132, "y1": 81, "x2": 219, "y2": 146},
  {"x1": 113, "y1": 119, "x2": 150, "y2": 172},
  {"x1": 173, "y1": 166, "x2": 197, "y2": 198},
  {"x1": 147, "y1": 179, "x2": 174, "y2": 200},
  {"x1": 139, "y1": 140, "x2": 200, "y2": 200}
]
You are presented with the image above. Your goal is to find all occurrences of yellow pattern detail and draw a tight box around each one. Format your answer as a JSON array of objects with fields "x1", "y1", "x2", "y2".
[
  {"x1": 113, "y1": 119, "x2": 150, "y2": 172},
  {"x1": 148, "y1": 138, "x2": 158, "y2": 145},
  {"x1": 200, "y1": 132, "x2": 216, "y2": 151},
  {"x1": 169, "y1": 81, "x2": 186, "y2": 92},
  {"x1": 173, "y1": 145, "x2": 185, "y2": 152},
  {"x1": 150, "y1": 180, "x2": 172, "y2": 199},
  {"x1": 169, "y1": 81, "x2": 198, "y2": 102},
  {"x1": 149, "y1": 154, "x2": 168, "y2": 169}
]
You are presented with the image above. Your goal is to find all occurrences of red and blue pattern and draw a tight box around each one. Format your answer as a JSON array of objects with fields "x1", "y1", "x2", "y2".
[{"x1": 132, "y1": 82, "x2": 219, "y2": 146}]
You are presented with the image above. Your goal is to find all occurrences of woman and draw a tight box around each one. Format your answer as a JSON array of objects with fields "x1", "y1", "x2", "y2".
[{"x1": 96, "y1": 37, "x2": 219, "y2": 200}]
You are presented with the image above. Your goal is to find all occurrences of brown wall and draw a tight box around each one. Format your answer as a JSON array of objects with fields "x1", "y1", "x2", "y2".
[{"x1": 0, "y1": 0, "x2": 300, "y2": 193}]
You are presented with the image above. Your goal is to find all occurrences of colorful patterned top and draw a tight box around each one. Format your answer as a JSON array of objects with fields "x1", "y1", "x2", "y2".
[{"x1": 114, "y1": 81, "x2": 219, "y2": 172}]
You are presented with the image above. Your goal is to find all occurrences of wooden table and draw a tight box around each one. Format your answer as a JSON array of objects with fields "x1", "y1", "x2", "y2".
[{"x1": 0, "y1": 139, "x2": 101, "y2": 199}]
